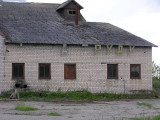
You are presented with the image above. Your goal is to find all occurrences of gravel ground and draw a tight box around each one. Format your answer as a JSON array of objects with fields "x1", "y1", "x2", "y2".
[{"x1": 0, "y1": 99, "x2": 160, "y2": 120}]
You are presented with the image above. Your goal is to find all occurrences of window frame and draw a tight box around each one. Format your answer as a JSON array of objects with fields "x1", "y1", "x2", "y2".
[
  {"x1": 107, "y1": 64, "x2": 118, "y2": 79},
  {"x1": 67, "y1": 9, "x2": 76, "y2": 16},
  {"x1": 64, "y1": 63, "x2": 76, "y2": 79},
  {"x1": 130, "y1": 64, "x2": 141, "y2": 79},
  {"x1": 12, "y1": 63, "x2": 25, "y2": 80},
  {"x1": 39, "y1": 63, "x2": 51, "y2": 80}
]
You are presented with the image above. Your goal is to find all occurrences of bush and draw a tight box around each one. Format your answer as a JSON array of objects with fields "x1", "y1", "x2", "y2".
[
  {"x1": 152, "y1": 77, "x2": 160, "y2": 96},
  {"x1": 153, "y1": 77, "x2": 160, "y2": 89}
]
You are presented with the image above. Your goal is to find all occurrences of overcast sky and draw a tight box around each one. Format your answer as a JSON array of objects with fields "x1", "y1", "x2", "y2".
[{"x1": 8, "y1": 0, "x2": 160, "y2": 64}]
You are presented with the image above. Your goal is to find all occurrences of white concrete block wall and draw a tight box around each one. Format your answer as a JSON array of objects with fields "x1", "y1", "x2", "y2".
[
  {"x1": 1, "y1": 44, "x2": 152, "y2": 93},
  {"x1": 0, "y1": 35, "x2": 5, "y2": 94}
]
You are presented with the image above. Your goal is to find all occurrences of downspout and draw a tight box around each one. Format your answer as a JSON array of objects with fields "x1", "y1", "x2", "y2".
[
  {"x1": 75, "y1": 4, "x2": 79, "y2": 26},
  {"x1": 3, "y1": 44, "x2": 7, "y2": 81}
]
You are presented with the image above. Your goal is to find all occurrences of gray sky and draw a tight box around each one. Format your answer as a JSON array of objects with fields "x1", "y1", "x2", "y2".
[{"x1": 7, "y1": 0, "x2": 160, "y2": 64}]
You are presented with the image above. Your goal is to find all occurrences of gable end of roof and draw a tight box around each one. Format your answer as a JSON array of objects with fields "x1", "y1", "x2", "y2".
[{"x1": 56, "y1": 0, "x2": 83, "y2": 11}]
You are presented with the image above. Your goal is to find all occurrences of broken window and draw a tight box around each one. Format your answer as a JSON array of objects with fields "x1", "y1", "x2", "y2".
[
  {"x1": 39, "y1": 63, "x2": 51, "y2": 79},
  {"x1": 107, "y1": 64, "x2": 118, "y2": 79},
  {"x1": 130, "y1": 64, "x2": 141, "y2": 79},
  {"x1": 12, "y1": 63, "x2": 25, "y2": 80},
  {"x1": 64, "y1": 64, "x2": 76, "y2": 79}
]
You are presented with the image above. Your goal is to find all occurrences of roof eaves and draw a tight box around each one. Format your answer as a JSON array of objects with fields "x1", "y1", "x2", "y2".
[{"x1": 56, "y1": 0, "x2": 83, "y2": 11}]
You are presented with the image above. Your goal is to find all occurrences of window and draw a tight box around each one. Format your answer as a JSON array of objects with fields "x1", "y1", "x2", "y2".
[
  {"x1": 67, "y1": 10, "x2": 76, "y2": 15},
  {"x1": 107, "y1": 64, "x2": 118, "y2": 79},
  {"x1": 39, "y1": 63, "x2": 51, "y2": 79},
  {"x1": 64, "y1": 64, "x2": 76, "y2": 79},
  {"x1": 12, "y1": 63, "x2": 25, "y2": 80},
  {"x1": 130, "y1": 64, "x2": 141, "y2": 79}
]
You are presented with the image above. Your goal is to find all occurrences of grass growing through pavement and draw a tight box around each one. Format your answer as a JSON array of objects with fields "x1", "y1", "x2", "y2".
[
  {"x1": 48, "y1": 112, "x2": 61, "y2": 116},
  {"x1": 130, "y1": 115, "x2": 160, "y2": 120},
  {"x1": 137, "y1": 102, "x2": 152, "y2": 109},
  {"x1": 0, "y1": 90, "x2": 156, "y2": 101},
  {"x1": 15, "y1": 104, "x2": 38, "y2": 111}
]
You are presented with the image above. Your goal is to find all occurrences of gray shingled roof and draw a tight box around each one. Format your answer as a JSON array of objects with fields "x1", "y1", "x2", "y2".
[
  {"x1": 0, "y1": 2, "x2": 63, "y2": 21},
  {"x1": 0, "y1": 2, "x2": 157, "y2": 47}
]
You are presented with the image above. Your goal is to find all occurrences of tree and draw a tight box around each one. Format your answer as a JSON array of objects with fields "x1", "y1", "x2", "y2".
[{"x1": 152, "y1": 61, "x2": 160, "y2": 77}]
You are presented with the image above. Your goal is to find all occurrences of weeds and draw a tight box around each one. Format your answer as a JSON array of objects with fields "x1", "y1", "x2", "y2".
[
  {"x1": 0, "y1": 91, "x2": 12, "y2": 98},
  {"x1": 0, "y1": 90, "x2": 156, "y2": 101},
  {"x1": 152, "y1": 77, "x2": 160, "y2": 97},
  {"x1": 15, "y1": 104, "x2": 37, "y2": 111},
  {"x1": 48, "y1": 112, "x2": 61, "y2": 116},
  {"x1": 137, "y1": 102, "x2": 152, "y2": 109},
  {"x1": 130, "y1": 115, "x2": 160, "y2": 120}
]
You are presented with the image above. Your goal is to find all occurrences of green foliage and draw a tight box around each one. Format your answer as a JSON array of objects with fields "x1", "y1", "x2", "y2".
[
  {"x1": 0, "y1": 89, "x2": 156, "y2": 101},
  {"x1": 152, "y1": 77, "x2": 160, "y2": 97},
  {"x1": 4, "y1": 90, "x2": 156, "y2": 101},
  {"x1": 130, "y1": 118, "x2": 150, "y2": 120},
  {"x1": 152, "y1": 77, "x2": 160, "y2": 89},
  {"x1": 15, "y1": 104, "x2": 37, "y2": 111},
  {"x1": 130, "y1": 115, "x2": 160, "y2": 120},
  {"x1": 0, "y1": 91, "x2": 12, "y2": 98},
  {"x1": 152, "y1": 61, "x2": 160, "y2": 77},
  {"x1": 153, "y1": 115, "x2": 160, "y2": 120},
  {"x1": 48, "y1": 112, "x2": 61, "y2": 116},
  {"x1": 137, "y1": 102, "x2": 152, "y2": 109}
]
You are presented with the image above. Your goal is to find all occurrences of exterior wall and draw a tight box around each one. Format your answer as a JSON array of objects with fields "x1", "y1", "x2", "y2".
[
  {"x1": 1, "y1": 44, "x2": 152, "y2": 93},
  {"x1": 0, "y1": 35, "x2": 5, "y2": 94}
]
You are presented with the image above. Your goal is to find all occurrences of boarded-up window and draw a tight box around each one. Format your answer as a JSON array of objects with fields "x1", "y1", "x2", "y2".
[
  {"x1": 39, "y1": 63, "x2": 51, "y2": 79},
  {"x1": 64, "y1": 64, "x2": 76, "y2": 79},
  {"x1": 130, "y1": 64, "x2": 141, "y2": 79},
  {"x1": 12, "y1": 63, "x2": 25, "y2": 80},
  {"x1": 107, "y1": 64, "x2": 118, "y2": 79}
]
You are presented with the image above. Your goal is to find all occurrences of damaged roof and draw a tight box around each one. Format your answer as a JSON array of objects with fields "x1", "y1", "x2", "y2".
[{"x1": 0, "y1": 1, "x2": 157, "y2": 47}]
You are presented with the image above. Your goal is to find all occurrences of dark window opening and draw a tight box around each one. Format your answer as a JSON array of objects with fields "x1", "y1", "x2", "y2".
[
  {"x1": 12, "y1": 63, "x2": 24, "y2": 80},
  {"x1": 64, "y1": 64, "x2": 76, "y2": 79},
  {"x1": 39, "y1": 63, "x2": 51, "y2": 79},
  {"x1": 107, "y1": 64, "x2": 118, "y2": 79},
  {"x1": 130, "y1": 64, "x2": 141, "y2": 79},
  {"x1": 68, "y1": 10, "x2": 76, "y2": 15}
]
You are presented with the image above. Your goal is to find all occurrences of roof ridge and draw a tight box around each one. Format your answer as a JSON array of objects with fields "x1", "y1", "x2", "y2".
[
  {"x1": 57, "y1": 0, "x2": 83, "y2": 11},
  {"x1": 0, "y1": 1, "x2": 60, "y2": 5}
]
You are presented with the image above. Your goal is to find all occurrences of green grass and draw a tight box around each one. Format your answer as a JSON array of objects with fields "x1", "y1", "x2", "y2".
[
  {"x1": 15, "y1": 104, "x2": 38, "y2": 111},
  {"x1": 0, "y1": 77, "x2": 159, "y2": 101},
  {"x1": 48, "y1": 112, "x2": 61, "y2": 116},
  {"x1": 130, "y1": 115, "x2": 160, "y2": 120},
  {"x1": 19, "y1": 90, "x2": 155, "y2": 101},
  {"x1": 0, "y1": 90, "x2": 156, "y2": 101},
  {"x1": 137, "y1": 102, "x2": 152, "y2": 109}
]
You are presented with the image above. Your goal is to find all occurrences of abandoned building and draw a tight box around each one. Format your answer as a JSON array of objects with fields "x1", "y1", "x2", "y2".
[{"x1": 0, "y1": 0, "x2": 157, "y2": 93}]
